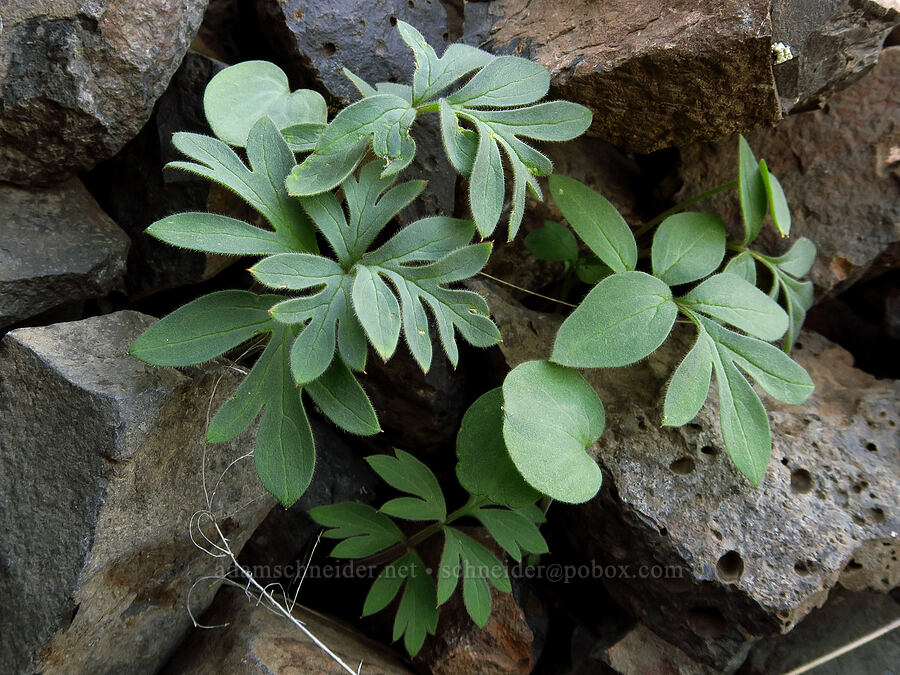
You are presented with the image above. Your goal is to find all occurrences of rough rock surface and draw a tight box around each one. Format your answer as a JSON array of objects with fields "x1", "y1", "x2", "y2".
[
  {"x1": 0, "y1": 179, "x2": 130, "y2": 330},
  {"x1": 475, "y1": 282, "x2": 900, "y2": 669},
  {"x1": 741, "y1": 587, "x2": 900, "y2": 674},
  {"x1": 164, "y1": 588, "x2": 413, "y2": 674},
  {"x1": 603, "y1": 623, "x2": 718, "y2": 675},
  {"x1": 0, "y1": 0, "x2": 208, "y2": 186},
  {"x1": 771, "y1": 0, "x2": 900, "y2": 114},
  {"x1": 84, "y1": 50, "x2": 236, "y2": 299},
  {"x1": 0, "y1": 311, "x2": 273, "y2": 674},
  {"x1": 463, "y1": 0, "x2": 780, "y2": 153},
  {"x1": 416, "y1": 579, "x2": 535, "y2": 674},
  {"x1": 677, "y1": 47, "x2": 900, "y2": 296}
]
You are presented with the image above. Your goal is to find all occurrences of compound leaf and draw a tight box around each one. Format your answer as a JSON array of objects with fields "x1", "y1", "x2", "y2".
[
  {"x1": 456, "y1": 388, "x2": 542, "y2": 508},
  {"x1": 469, "y1": 119, "x2": 505, "y2": 237},
  {"x1": 472, "y1": 507, "x2": 548, "y2": 562},
  {"x1": 548, "y1": 175, "x2": 636, "y2": 274},
  {"x1": 439, "y1": 528, "x2": 510, "y2": 627},
  {"x1": 169, "y1": 117, "x2": 317, "y2": 253},
  {"x1": 203, "y1": 60, "x2": 327, "y2": 147},
  {"x1": 368, "y1": 449, "x2": 447, "y2": 522},
  {"x1": 309, "y1": 502, "x2": 405, "y2": 559},
  {"x1": 552, "y1": 271, "x2": 676, "y2": 368},
  {"x1": 146, "y1": 212, "x2": 294, "y2": 256},
  {"x1": 390, "y1": 552, "x2": 439, "y2": 655},
  {"x1": 306, "y1": 357, "x2": 380, "y2": 435},
  {"x1": 651, "y1": 212, "x2": 727, "y2": 286},
  {"x1": 447, "y1": 56, "x2": 549, "y2": 108},
  {"x1": 502, "y1": 360, "x2": 605, "y2": 503}
]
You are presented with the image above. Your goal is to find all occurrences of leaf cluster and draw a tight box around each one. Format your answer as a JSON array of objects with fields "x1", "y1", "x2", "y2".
[{"x1": 310, "y1": 445, "x2": 547, "y2": 656}]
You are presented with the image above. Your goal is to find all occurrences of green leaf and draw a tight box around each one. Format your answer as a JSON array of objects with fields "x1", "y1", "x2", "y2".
[
  {"x1": 396, "y1": 20, "x2": 494, "y2": 105},
  {"x1": 759, "y1": 159, "x2": 791, "y2": 236},
  {"x1": 702, "y1": 318, "x2": 813, "y2": 404},
  {"x1": 469, "y1": 119, "x2": 505, "y2": 237},
  {"x1": 130, "y1": 290, "x2": 276, "y2": 366},
  {"x1": 663, "y1": 331, "x2": 714, "y2": 427},
  {"x1": 146, "y1": 212, "x2": 293, "y2": 255},
  {"x1": 778, "y1": 273, "x2": 815, "y2": 352},
  {"x1": 306, "y1": 357, "x2": 380, "y2": 435},
  {"x1": 343, "y1": 67, "x2": 378, "y2": 97},
  {"x1": 280, "y1": 122, "x2": 326, "y2": 152},
  {"x1": 678, "y1": 273, "x2": 788, "y2": 341},
  {"x1": 309, "y1": 502, "x2": 405, "y2": 558},
  {"x1": 205, "y1": 324, "x2": 315, "y2": 506},
  {"x1": 203, "y1": 60, "x2": 327, "y2": 147},
  {"x1": 723, "y1": 251, "x2": 757, "y2": 285},
  {"x1": 389, "y1": 552, "x2": 439, "y2": 655},
  {"x1": 352, "y1": 265, "x2": 401, "y2": 361},
  {"x1": 711, "y1": 345, "x2": 771, "y2": 487},
  {"x1": 439, "y1": 528, "x2": 510, "y2": 627},
  {"x1": 552, "y1": 271, "x2": 677, "y2": 368},
  {"x1": 472, "y1": 507, "x2": 549, "y2": 562},
  {"x1": 362, "y1": 564, "x2": 405, "y2": 616},
  {"x1": 471, "y1": 102, "x2": 593, "y2": 142},
  {"x1": 367, "y1": 449, "x2": 447, "y2": 521},
  {"x1": 502, "y1": 360, "x2": 605, "y2": 503},
  {"x1": 768, "y1": 238, "x2": 816, "y2": 278},
  {"x1": 548, "y1": 175, "x2": 637, "y2": 274},
  {"x1": 448, "y1": 56, "x2": 550, "y2": 108},
  {"x1": 285, "y1": 140, "x2": 368, "y2": 196},
  {"x1": 738, "y1": 135, "x2": 767, "y2": 245},
  {"x1": 168, "y1": 117, "x2": 317, "y2": 252},
  {"x1": 439, "y1": 98, "x2": 477, "y2": 177},
  {"x1": 651, "y1": 212, "x2": 727, "y2": 286},
  {"x1": 455, "y1": 388, "x2": 542, "y2": 508},
  {"x1": 574, "y1": 255, "x2": 613, "y2": 285},
  {"x1": 525, "y1": 221, "x2": 579, "y2": 262}
]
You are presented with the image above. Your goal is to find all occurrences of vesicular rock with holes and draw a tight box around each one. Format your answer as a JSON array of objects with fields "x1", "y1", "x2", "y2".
[
  {"x1": 0, "y1": 0, "x2": 208, "y2": 186},
  {"x1": 83, "y1": 50, "x2": 239, "y2": 300},
  {"x1": 463, "y1": 0, "x2": 781, "y2": 153},
  {"x1": 771, "y1": 0, "x2": 900, "y2": 114},
  {"x1": 164, "y1": 588, "x2": 413, "y2": 674},
  {"x1": 0, "y1": 179, "x2": 130, "y2": 330},
  {"x1": 0, "y1": 311, "x2": 274, "y2": 674},
  {"x1": 677, "y1": 46, "x2": 900, "y2": 297},
  {"x1": 474, "y1": 282, "x2": 900, "y2": 670}
]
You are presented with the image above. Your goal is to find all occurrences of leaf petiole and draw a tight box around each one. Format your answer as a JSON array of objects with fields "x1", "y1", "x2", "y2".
[{"x1": 635, "y1": 180, "x2": 738, "y2": 237}]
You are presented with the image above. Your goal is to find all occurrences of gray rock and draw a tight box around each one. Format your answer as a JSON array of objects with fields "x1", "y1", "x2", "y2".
[
  {"x1": 463, "y1": 0, "x2": 780, "y2": 153},
  {"x1": 771, "y1": 0, "x2": 900, "y2": 114},
  {"x1": 678, "y1": 46, "x2": 900, "y2": 296},
  {"x1": 741, "y1": 587, "x2": 900, "y2": 675},
  {"x1": 84, "y1": 50, "x2": 240, "y2": 300},
  {"x1": 0, "y1": 0, "x2": 208, "y2": 186},
  {"x1": 0, "y1": 179, "x2": 130, "y2": 330},
  {"x1": 0, "y1": 311, "x2": 273, "y2": 673},
  {"x1": 602, "y1": 623, "x2": 719, "y2": 675},
  {"x1": 475, "y1": 282, "x2": 900, "y2": 669},
  {"x1": 163, "y1": 587, "x2": 413, "y2": 674}
]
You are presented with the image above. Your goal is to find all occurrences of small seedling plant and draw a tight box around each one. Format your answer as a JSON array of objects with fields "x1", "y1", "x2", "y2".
[{"x1": 130, "y1": 22, "x2": 816, "y2": 657}]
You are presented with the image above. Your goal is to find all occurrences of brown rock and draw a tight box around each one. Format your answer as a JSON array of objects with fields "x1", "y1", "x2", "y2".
[
  {"x1": 677, "y1": 47, "x2": 900, "y2": 296},
  {"x1": 165, "y1": 588, "x2": 413, "y2": 674},
  {"x1": 605, "y1": 623, "x2": 719, "y2": 675},
  {"x1": 0, "y1": 311, "x2": 273, "y2": 673},
  {"x1": 464, "y1": 0, "x2": 780, "y2": 153},
  {"x1": 474, "y1": 282, "x2": 900, "y2": 669},
  {"x1": 0, "y1": 0, "x2": 207, "y2": 185}
]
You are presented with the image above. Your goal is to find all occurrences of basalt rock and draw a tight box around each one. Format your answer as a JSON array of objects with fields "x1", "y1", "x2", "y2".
[
  {"x1": 0, "y1": 311, "x2": 273, "y2": 673},
  {"x1": 474, "y1": 282, "x2": 900, "y2": 670},
  {"x1": 677, "y1": 47, "x2": 900, "y2": 296},
  {"x1": 0, "y1": 179, "x2": 130, "y2": 330},
  {"x1": 0, "y1": 0, "x2": 208, "y2": 186}
]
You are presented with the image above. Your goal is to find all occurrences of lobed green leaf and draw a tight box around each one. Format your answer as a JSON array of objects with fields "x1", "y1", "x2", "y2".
[
  {"x1": 309, "y1": 502, "x2": 405, "y2": 558},
  {"x1": 367, "y1": 449, "x2": 447, "y2": 522}
]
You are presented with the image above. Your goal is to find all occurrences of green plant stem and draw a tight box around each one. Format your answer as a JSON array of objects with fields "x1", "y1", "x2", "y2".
[
  {"x1": 416, "y1": 102, "x2": 441, "y2": 115},
  {"x1": 635, "y1": 180, "x2": 738, "y2": 238},
  {"x1": 478, "y1": 272, "x2": 578, "y2": 308}
]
